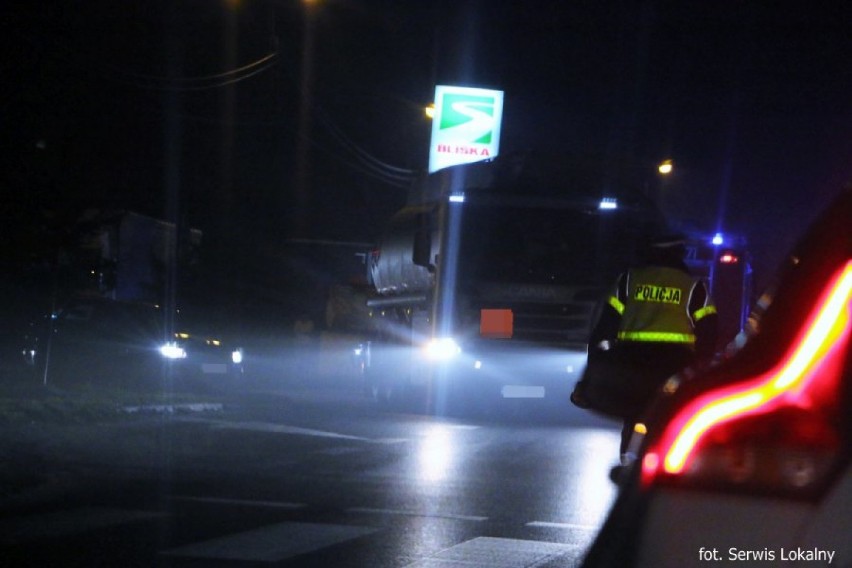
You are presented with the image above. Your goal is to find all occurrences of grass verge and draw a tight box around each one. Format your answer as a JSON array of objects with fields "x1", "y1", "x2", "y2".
[{"x1": 0, "y1": 380, "x2": 221, "y2": 424}]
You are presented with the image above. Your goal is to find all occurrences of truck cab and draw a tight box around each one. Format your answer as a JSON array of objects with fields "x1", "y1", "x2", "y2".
[{"x1": 364, "y1": 153, "x2": 668, "y2": 414}]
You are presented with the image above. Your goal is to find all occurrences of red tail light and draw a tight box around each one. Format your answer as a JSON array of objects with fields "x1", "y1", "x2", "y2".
[
  {"x1": 719, "y1": 251, "x2": 740, "y2": 264},
  {"x1": 642, "y1": 261, "x2": 852, "y2": 494}
]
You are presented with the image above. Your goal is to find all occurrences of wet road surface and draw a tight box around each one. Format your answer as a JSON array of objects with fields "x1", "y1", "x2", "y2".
[{"x1": 2, "y1": 374, "x2": 622, "y2": 567}]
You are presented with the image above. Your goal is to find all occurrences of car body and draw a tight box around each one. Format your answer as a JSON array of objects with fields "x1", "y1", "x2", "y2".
[
  {"x1": 23, "y1": 296, "x2": 245, "y2": 392},
  {"x1": 582, "y1": 187, "x2": 852, "y2": 568}
]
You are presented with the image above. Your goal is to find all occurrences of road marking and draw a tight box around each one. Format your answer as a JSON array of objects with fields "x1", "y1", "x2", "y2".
[
  {"x1": 501, "y1": 385, "x2": 546, "y2": 399},
  {"x1": 213, "y1": 420, "x2": 369, "y2": 440},
  {"x1": 404, "y1": 536, "x2": 580, "y2": 568},
  {"x1": 526, "y1": 521, "x2": 599, "y2": 531},
  {"x1": 314, "y1": 446, "x2": 365, "y2": 456},
  {"x1": 184, "y1": 418, "x2": 406, "y2": 444},
  {"x1": 0, "y1": 507, "x2": 166, "y2": 545},
  {"x1": 172, "y1": 496, "x2": 306, "y2": 509},
  {"x1": 162, "y1": 521, "x2": 378, "y2": 563},
  {"x1": 347, "y1": 507, "x2": 488, "y2": 522},
  {"x1": 122, "y1": 402, "x2": 224, "y2": 414}
]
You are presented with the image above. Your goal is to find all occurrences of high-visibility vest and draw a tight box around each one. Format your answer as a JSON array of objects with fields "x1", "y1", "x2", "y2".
[{"x1": 606, "y1": 266, "x2": 716, "y2": 347}]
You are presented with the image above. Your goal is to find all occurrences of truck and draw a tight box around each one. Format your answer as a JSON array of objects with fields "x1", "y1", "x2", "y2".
[
  {"x1": 81, "y1": 210, "x2": 203, "y2": 305},
  {"x1": 19, "y1": 211, "x2": 254, "y2": 388},
  {"x1": 5, "y1": 208, "x2": 200, "y2": 379},
  {"x1": 362, "y1": 152, "x2": 668, "y2": 413}
]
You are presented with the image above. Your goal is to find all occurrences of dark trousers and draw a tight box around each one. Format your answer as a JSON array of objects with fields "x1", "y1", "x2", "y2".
[{"x1": 611, "y1": 343, "x2": 694, "y2": 456}]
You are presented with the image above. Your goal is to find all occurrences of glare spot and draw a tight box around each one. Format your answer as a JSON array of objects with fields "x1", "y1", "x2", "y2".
[
  {"x1": 418, "y1": 425, "x2": 454, "y2": 482},
  {"x1": 555, "y1": 429, "x2": 619, "y2": 526}
]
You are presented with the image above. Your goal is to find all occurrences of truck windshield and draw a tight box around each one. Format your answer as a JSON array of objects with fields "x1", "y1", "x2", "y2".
[{"x1": 457, "y1": 203, "x2": 638, "y2": 287}]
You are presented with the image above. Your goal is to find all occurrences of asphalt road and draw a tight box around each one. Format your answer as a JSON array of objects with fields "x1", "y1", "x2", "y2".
[{"x1": 1, "y1": 367, "x2": 622, "y2": 567}]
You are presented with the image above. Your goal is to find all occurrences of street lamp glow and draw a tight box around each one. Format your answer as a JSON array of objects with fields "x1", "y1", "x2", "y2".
[
  {"x1": 424, "y1": 103, "x2": 435, "y2": 119},
  {"x1": 658, "y1": 159, "x2": 673, "y2": 175}
]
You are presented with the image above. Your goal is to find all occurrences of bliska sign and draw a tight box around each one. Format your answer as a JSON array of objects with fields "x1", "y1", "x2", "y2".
[{"x1": 428, "y1": 85, "x2": 504, "y2": 174}]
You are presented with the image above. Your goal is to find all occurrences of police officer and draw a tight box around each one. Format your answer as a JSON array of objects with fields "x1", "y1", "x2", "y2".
[{"x1": 572, "y1": 234, "x2": 718, "y2": 463}]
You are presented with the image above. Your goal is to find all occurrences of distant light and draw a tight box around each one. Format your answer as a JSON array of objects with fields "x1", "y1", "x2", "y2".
[
  {"x1": 474, "y1": 360, "x2": 482, "y2": 369},
  {"x1": 658, "y1": 160, "x2": 673, "y2": 175},
  {"x1": 449, "y1": 193, "x2": 465, "y2": 203},
  {"x1": 160, "y1": 342, "x2": 187, "y2": 359},
  {"x1": 424, "y1": 103, "x2": 435, "y2": 119},
  {"x1": 719, "y1": 252, "x2": 740, "y2": 264},
  {"x1": 231, "y1": 349, "x2": 243, "y2": 364},
  {"x1": 598, "y1": 197, "x2": 618, "y2": 210},
  {"x1": 712, "y1": 233, "x2": 724, "y2": 246}
]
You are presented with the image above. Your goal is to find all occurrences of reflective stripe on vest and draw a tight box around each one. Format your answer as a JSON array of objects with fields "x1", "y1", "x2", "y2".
[
  {"x1": 608, "y1": 295, "x2": 625, "y2": 315},
  {"x1": 617, "y1": 331, "x2": 696, "y2": 344},
  {"x1": 693, "y1": 304, "x2": 717, "y2": 321}
]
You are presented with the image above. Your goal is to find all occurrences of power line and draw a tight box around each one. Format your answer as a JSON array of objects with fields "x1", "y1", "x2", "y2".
[
  {"x1": 13, "y1": 27, "x2": 280, "y2": 92},
  {"x1": 103, "y1": 52, "x2": 281, "y2": 92},
  {"x1": 13, "y1": 25, "x2": 420, "y2": 188},
  {"x1": 114, "y1": 51, "x2": 280, "y2": 84}
]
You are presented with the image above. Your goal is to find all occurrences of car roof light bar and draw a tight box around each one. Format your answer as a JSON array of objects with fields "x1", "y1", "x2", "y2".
[{"x1": 646, "y1": 260, "x2": 852, "y2": 478}]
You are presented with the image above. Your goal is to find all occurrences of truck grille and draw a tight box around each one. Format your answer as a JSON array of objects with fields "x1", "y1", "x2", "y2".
[{"x1": 472, "y1": 301, "x2": 596, "y2": 344}]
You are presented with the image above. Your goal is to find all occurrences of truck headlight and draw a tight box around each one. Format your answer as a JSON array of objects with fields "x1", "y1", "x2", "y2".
[
  {"x1": 424, "y1": 337, "x2": 462, "y2": 361},
  {"x1": 160, "y1": 342, "x2": 187, "y2": 359}
]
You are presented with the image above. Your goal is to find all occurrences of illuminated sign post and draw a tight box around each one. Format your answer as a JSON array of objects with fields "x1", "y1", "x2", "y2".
[{"x1": 428, "y1": 85, "x2": 504, "y2": 174}]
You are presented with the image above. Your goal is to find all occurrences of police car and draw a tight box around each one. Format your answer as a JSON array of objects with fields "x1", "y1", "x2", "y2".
[{"x1": 581, "y1": 187, "x2": 852, "y2": 567}]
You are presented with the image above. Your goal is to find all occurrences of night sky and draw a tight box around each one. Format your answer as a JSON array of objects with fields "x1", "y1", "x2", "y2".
[{"x1": 3, "y1": 0, "x2": 851, "y2": 291}]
